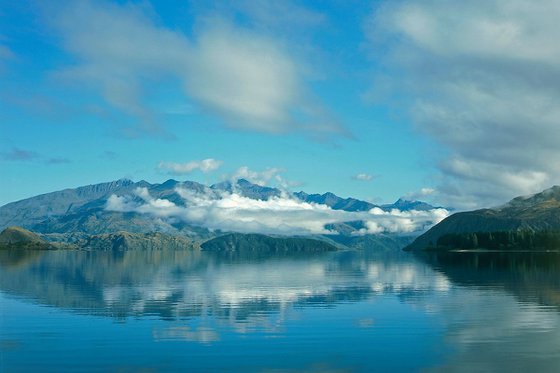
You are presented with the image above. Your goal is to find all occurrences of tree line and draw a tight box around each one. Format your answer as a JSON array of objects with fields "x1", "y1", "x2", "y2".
[{"x1": 431, "y1": 230, "x2": 560, "y2": 250}]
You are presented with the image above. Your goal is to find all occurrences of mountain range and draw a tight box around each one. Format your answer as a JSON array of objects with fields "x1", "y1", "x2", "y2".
[
  {"x1": 5, "y1": 178, "x2": 560, "y2": 252},
  {"x1": 406, "y1": 186, "x2": 560, "y2": 251},
  {"x1": 0, "y1": 178, "x2": 440, "y2": 251}
]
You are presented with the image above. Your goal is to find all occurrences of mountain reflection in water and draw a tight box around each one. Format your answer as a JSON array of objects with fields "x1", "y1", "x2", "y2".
[
  {"x1": 1, "y1": 248, "x2": 560, "y2": 372},
  {"x1": 0, "y1": 249, "x2": 450, "y2": 323}
]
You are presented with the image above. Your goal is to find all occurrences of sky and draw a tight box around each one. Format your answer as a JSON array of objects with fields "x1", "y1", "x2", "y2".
[{"x1": 2, "y1": 0, "x2": 560, "y2": 210}]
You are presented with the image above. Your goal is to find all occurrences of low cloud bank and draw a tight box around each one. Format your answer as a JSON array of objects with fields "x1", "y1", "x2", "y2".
[{"x1": 106, "y1": 187, "x2": 448, "y2": 235}]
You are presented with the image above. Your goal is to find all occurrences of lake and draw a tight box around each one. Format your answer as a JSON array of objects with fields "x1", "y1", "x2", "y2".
[{"x1": 1, "y1": 248, "x2": 560, "y2": 372}]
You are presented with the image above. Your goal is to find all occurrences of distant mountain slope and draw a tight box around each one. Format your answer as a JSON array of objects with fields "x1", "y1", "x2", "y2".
[
  {"x1": 0, "y1": 179, "x2": 211, "y2": 236},
  {"x1": 382, "y1": 198, "x2": 442, "y2": 212},
  {"x1": 0, "y1": 179, "x2": 138, "y2": 229},
  {"x1": 405, "y1": 186, "x2": 560, "y2": 251},
  {"x1": 294, "y1": 191, "x2": 376, "y2": 211},
  {"x1": 211, "y1": 179, "x2": 281, "y2": 200},
  {"x1": 294, "y1": 193, "x2": 440, "y2": 212}
]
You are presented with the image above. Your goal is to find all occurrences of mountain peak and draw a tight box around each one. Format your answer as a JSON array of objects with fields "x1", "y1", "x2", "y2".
[
  {"x1": 382, "y1": 199, "x2": 438, "y2": 212},
  {"x1": 294, "y1": 191, "x2": 376, "y2": 212},
  {"x1": 209, "y1": 179, "x2": 280, "y2": 200},
  {"x1": 236, "y1": 178, "x2": 253, "y2": 185},
  {"x1": 161, "y1": 179, "x2": 179, "y2": 186},
  {"x1": 0, "y1": 178, "x2": 447, "y2": 239},
  {"x1": 74, "y1": 179, "x2": 135, "y2": 196}
]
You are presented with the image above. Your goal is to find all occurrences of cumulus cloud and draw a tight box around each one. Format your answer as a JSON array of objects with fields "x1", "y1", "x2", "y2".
[
  {"x1": 224, "y1": 166, "x2": 301, "y2": 189},
  {"x1": 106, "y1": 186, "x2": 449, "y2": 235},
  {"x1": 46, "y1": 0, "x2": 344, "y2": 137},
  {"x1": 107, "y1": 188, "x2": 183, "y2": 219},
  {"x1": 158, "y1": 158, "x2": 222, "y2": 175},
  {"x1": 228, "y1": 166, "x2": 283, "y2": 186},
  {"x1": 185, "y1": 23, "x2": 299, "y2": 133},
  {"x1": 403, "y1": 187, "x2": 436, "y2": 201},
  {"x1": 353, "y1": 173, "x2": 373, "y2": 181},
  {"x1": 367, "y1": 0, "x2": 560, "y2": 208}
]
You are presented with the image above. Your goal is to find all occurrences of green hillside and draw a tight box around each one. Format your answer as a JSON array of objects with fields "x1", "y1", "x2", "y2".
[
  {"x1": 201, "y1": 233, "x2": 339, "y2": 253},
  {"x1": 406, "y1": 186, "x2": 560, "y2": 251},
  {"x1": 0, "y1": 226, "x2": 54, "y2": 250}
]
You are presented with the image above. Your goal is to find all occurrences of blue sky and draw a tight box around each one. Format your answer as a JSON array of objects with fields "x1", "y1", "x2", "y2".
[{"x1": 1, "y1": 0, "x2": 559, "y2": 209}]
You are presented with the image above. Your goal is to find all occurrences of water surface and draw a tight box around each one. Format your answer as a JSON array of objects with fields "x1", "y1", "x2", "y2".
[{"x1": 1, "y1": 248, "x2": 560, "y2": 372}]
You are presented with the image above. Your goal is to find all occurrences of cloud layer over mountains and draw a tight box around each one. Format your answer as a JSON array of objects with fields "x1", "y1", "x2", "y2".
[{"x1": 106, "y1": 186, "x2": 448, "y2": 235}]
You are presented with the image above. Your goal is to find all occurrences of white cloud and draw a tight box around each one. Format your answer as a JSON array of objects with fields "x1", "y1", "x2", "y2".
[
  {"x1": 47, "y1": 0, "x2": 344, "y2": 137},
  {"x1": 224, "y1": 166, "x2": 301, "y2": 190},
  {"x1": 105, "y1": 194, "x2": 130, "y2": 212},
  {"x1": 158, "y1": 158, "x2": 222, "y2": 175},
  {"x1": 50, "y1": 0, "x2": 189, "y2": 133},
  {"x1": 353, "y1": 173, "x2": 373, "y2": 181},
  {"x1": 107, "y1": 188, "x2": 183, "y2": 218},
  {"x1": 185, "y1": 23, "x2": 299, "y2": 133},
  {"x1": 367, "y1": 0, "x2": 560, "y2": 208},
  {"x1": 106, "y1": 187, "x2": 449, "y2": 235},
  {"x1": 403, "y1": 187, "x2": 436, "y2": 201},
  {"x1": 416, "y1": 188, "x2": 435, "y2": 197},
  {"x1": 228, "y1": 166, "x2": 282, "y2": 186}
]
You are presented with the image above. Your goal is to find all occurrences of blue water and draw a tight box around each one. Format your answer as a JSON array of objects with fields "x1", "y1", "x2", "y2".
[{"x1": 1, "y1": 249, "x2": 560, "y2": 372}]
